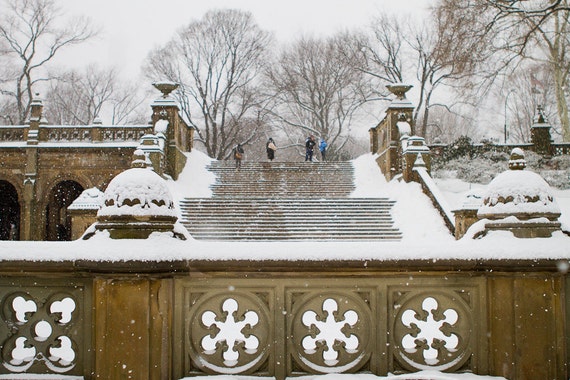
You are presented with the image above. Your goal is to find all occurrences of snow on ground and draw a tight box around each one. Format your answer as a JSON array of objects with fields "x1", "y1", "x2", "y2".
[{"x1": 0, "y1": 152, "x2": 569, "y2": 262}]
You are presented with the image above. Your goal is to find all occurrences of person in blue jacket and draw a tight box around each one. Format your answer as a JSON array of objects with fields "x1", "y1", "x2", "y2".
[{"x1": 319, "y1": 139, "x2": 328, "y2": 161}]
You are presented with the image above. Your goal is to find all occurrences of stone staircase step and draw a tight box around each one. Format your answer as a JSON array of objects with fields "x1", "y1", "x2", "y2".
[{"x1": 179, "y1": 161, "x2": 402, "y2": 241}]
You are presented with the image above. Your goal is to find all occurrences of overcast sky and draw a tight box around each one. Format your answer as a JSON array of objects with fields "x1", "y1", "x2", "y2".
[{"x1": 56, "y1": 0, "x2": 432, "y2": 79}]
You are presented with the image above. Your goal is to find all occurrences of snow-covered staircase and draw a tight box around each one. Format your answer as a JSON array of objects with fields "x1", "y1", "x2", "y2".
[{"x1": 179, "y1": 161, "x2": 402, "y2": 241}]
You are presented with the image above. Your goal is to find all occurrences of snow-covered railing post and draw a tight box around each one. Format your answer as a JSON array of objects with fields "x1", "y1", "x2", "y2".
[
  {"x1": 151, "y1": 81, "x2": 193, "y2": 180},
  {"x1": 402, "y1": 136, "x2": 431, "y2": 183},
  {"x1": 369, "y1": 84, "x2": 415, "y2": 181},
  {"x1": 530, "y1": 104, "x2": 553, "y2": 156}
]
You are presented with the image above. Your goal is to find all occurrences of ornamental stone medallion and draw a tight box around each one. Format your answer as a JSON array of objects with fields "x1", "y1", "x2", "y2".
[
  {"x1": 187, "y1": 291, "x2": 271, "y2": 374},
  {"x1": 290, "y1": 292, "x2": 371, "y2": 373},
  {"x1": 1, "y1": 292, "x2": 79, "y2": 374},
  {"x1": 392, "y1": 291, "x2": 472, "y2": 372}
]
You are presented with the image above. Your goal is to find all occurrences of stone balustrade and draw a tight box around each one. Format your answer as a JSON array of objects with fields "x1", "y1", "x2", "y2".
[
  {"x1": 0, "y1": 125, "x2": 153, "y2": 143},
  {"x1": 0, "y1": 258, "x2": 566, "y2": 380}
]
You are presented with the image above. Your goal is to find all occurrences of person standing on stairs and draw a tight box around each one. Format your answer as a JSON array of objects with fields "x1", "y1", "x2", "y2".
[
  {"x1": 266, "y1": 138, "x2": 277, "y2": 161},
  {"x1": 305, "y1": 135, "x2": 316, "y2": 161},
  {"x1": 319, "y1": 138, "x2": 327, "y2": 161},
  {"x1": 233, "y1": 143, "x2": 244, "y2": 169}
]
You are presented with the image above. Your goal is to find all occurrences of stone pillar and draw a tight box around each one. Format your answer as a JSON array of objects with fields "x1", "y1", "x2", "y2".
[
  {"x1": 138, "y1": 134, "x2": 164, "y2": 176},
  {"x1": 453, "y1": 209, "x2": 479, "y2": 239},
  {"x1": 91, "y1": 117, "x2": 104, "y2": 142},
  {"x1": 369, "y1": 127, "x2": 378, "y2": 154},
  {"x1": 20, "y1": 178, "x2": 35, "y2": 241},
  {"x1": 530, "y1": 105, "x2": 553, "y2": 156},
  {"x1": 21, "y1": 94, "x2": 42, "y2": 240},
  {"x1": 151, "y1": 82, "x2": 188, "y2": 180},
  {"x1": 402, "y1": 136, "x2": 431, "y2": 183},
  {"x1": 94, "y1": 278, "x2": 173, "y2": 379},
  {"x1": 385, "y1": 85, "x2": 415, "y2": 180}
]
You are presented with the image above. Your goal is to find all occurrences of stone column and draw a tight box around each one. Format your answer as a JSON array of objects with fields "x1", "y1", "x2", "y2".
[
  {"x1": 21, "y1": 94, "x2": 43, "y2": 240},
  {"x1": 151, "y1": 82, "x2": 187, "y2": 180},
  {"x1": 386, "y1": 84, "x2": 415, "y2": 180},
  {"x1": 530, "y1": 105, "x2": 553, "y2": 156}
]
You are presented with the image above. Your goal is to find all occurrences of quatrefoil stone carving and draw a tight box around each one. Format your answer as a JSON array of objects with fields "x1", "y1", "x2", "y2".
[{"x1": 1, "y1": 293, "x2": 77, "y2": 374}]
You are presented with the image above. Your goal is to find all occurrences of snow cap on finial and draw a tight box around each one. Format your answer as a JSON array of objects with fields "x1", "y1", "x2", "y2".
[{"x1": 508, "y1": 148, "x2": 526, "y2": 170}]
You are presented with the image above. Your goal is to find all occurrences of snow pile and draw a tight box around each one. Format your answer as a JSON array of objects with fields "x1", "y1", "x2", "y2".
[
  {"x1": 387, "y1": 181, "x2": 454, "y2": 242},
  {"x1": 155, "y1": 119, "x2": 169, "y2": 134},
  {"x1": 478, "y1": 169, "x2": 560, "y2": 219},
  {"x1": 97, "y1": 167, "x2": 176, "y2": 218},
  {"x1": 351, "y1": 154, "x2": 454, "y2": 241},
  {"x1": 350, "y1": 154, "x2": 389, "y2": 198},
  {"x1": 67, "y1": 187, "x2": 104, "y2": 210},
  {"x1": 167, "y1": 150, "x2": 216, "y2": 201}
]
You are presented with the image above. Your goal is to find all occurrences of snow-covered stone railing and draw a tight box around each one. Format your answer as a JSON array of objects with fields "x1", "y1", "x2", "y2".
[
  {"x1": 0, "y1": 126, "x2": 26, "y2": 142},
  {"x1": 413, "y1": 166, "x2": 455, "y2": 234},
  {"x1": 0, "y1": 254, "x2": 566, "y2": 380},
  {"x1": 552, "y1": 142, "x2": 570, "y2": 156},
  {"x1": 0, "y1": 124, "x2": 154, "y2": 144}
]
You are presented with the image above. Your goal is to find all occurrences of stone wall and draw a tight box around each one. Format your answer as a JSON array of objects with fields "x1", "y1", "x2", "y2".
[{"x1": 0, "y1": 258, "x2": 566, "y2": 380}]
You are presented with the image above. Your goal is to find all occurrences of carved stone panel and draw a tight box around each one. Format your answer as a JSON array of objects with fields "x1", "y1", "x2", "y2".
[
  {"x1": 0, "y1": 278, "x2": 91, "y2": 377},
  {"x1": 288, "y1": 291, "x2": 372, "y2": 374},
  {"x1": 176, "y1": 284, "x2": 273, "y2": 377},
  {"x1": 388, "y1": 282, "x2": 485, "y2": 374},
  {"x1": 175, "y1": 276, "x2": 486, "y2": 379}
]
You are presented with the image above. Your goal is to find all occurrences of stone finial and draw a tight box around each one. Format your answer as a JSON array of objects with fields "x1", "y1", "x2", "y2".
[
  {"x1": 533, "y1": 104, "x2": 548, "y2": 124},
  {"x1": 152, "y1": 81, "x2": 179, "y2": 98},
  {"x1": 386, "y1": 84, "x2": 413, "y2": 100},
  {"x1": 131, "y1": 149, "x2": 148, "y2": 169},
  {"x1": 508, "y1": 148, "x2": 526, "y2": 170},
  {"x1": 530, "y1": 105, "x2": 553, "y2": 156},
  {"x1": 29, "y1": 93, "x2": 46, "y2": 125},
  {"x1": 386, "y1": 84, "x2": 414, "y2": 110}
]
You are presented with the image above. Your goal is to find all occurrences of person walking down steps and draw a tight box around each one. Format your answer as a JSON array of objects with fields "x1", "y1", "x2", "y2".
[
  {"x1": 266, "y1": 138, "x2": 277, "y2": 161},
  {"x1": 319, "y1": 138, "x2": 327, "y2": 161},
  {"x1": 233, "y1": 143, "x2": 244, "y2": 169},
  {"x1": 305, "y1": 135, "x2": 316, "y2": 161}
]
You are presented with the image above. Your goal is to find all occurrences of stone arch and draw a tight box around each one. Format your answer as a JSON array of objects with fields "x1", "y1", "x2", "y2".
[
  {"x1": 44, "y1": 180, "x2": 84, "y2": 241},
  {"x1": 0, "y1": 180, "x2": 21, "y2": 240}
]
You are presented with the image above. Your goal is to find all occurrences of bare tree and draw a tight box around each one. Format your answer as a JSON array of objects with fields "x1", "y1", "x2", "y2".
[
  {"x1": 500, "y1": 67, "x2": 558, "y2": 143},
  {"x1": 362, "y1": 13, "x2": 405, "y2": 84},
  {"x1": 435, "y1": 0, "x2": 570, "y2": 140},
  {"x1": 265, "y1": 34, "x2": 373, "y2": 160},
  {"x1": 0, "y1": 0, "x2": 95, "y2": 124},
  {"x1": 145, "y1": 9, "x2": 272, "y2": 159},
  {"x1": 44, "y1": 65, "x2": 145, "y2": 125},
  {"x1": 363, "y1": 11, "x2": 491, "y2": 139},
  {"x1": 424, "y1": 105, "x2": 479, "y2": 144},
  {"x1": 484, "y1": 0, "x2": 570, "y2": 40}
]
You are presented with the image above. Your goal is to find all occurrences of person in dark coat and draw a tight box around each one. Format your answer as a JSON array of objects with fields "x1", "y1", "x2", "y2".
[
  {"x1": 266, "y1": 138, "x2": 277, "y2": 161},
  {"x1": 305, "y1": 135, "x2": 316, "y2": 161},
  {"x1": 233, "y1": 144, "x2": 244, "y2": 169}
]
